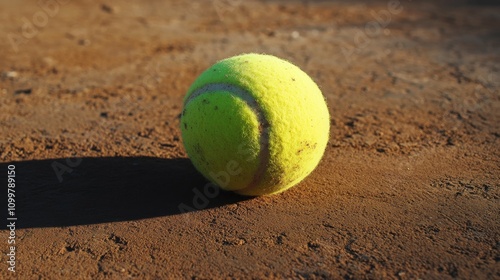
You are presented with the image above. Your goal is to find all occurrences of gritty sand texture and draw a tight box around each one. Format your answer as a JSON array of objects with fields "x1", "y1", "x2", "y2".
[{"x1": 0, "y1": 0, "x2": 499, "y2": 279}]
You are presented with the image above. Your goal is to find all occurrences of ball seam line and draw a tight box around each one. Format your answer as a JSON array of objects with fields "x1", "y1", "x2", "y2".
[{"x1": 184, "y1": 83, "x2": 270, "y2": 193}]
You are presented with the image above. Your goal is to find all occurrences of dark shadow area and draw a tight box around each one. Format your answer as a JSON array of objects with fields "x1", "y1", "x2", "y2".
[{"x1": 1, "y1": 157, "x2": 250, "y2": 229}]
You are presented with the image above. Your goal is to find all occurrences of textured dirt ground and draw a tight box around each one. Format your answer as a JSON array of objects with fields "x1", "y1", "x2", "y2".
[{"x1": 0, "y1": 0, "x2": 499, "y2": 279}]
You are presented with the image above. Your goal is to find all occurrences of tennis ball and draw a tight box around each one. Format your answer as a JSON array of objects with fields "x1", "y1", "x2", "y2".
[{"x1": 180, "y1": 53, "x2": 329, "y2": 196}]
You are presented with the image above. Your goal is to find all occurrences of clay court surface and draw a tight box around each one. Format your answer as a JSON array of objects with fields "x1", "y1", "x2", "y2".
[{"x1": 0, "y1": 0, "x2": 499, "y2": 279}]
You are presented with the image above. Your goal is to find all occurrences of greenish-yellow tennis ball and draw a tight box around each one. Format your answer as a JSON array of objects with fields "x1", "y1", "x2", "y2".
[{"x1": 180, "y1": 53, "x2": 329, "y2": 196}]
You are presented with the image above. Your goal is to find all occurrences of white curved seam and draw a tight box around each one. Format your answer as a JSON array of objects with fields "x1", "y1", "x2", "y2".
[{"x1": 184, "y1": 83, "x2": 270, "y2": 192}]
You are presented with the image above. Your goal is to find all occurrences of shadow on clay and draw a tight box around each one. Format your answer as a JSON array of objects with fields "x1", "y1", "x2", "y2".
[{"x1": 1, "y1": 157, "x2": 249, "y2": 229}]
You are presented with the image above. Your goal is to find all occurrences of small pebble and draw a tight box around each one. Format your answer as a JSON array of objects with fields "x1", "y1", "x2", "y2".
[
  {"x1": 78, "y1": 39, "x2": 91, "y2": 46},
  {"x1": 3, "y1": 71, "x2": 18, "y2": 78},
  {"x1": 101, "y1": 4, "x2": 119, "y2": 14}
]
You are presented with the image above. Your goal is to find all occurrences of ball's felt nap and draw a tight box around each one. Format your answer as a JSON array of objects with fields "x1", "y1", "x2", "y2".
[{"x1": 180, "y1": 53, "x2": 330, "y2": 196}]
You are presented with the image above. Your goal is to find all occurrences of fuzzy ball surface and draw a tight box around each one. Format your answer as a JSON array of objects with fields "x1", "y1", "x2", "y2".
[{"x1": 180, "y1": 53, "x2": 330, "y2": 196}]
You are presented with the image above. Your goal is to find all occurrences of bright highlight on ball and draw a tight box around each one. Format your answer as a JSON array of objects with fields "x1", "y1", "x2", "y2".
[{"x1": 180, "y1": 53, "x2": 330, "y2": 196}]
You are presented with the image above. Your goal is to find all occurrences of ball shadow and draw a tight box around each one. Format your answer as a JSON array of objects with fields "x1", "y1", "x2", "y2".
[{"x1": 1, "y1": 157, "x2": 249, "y2": 229}]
